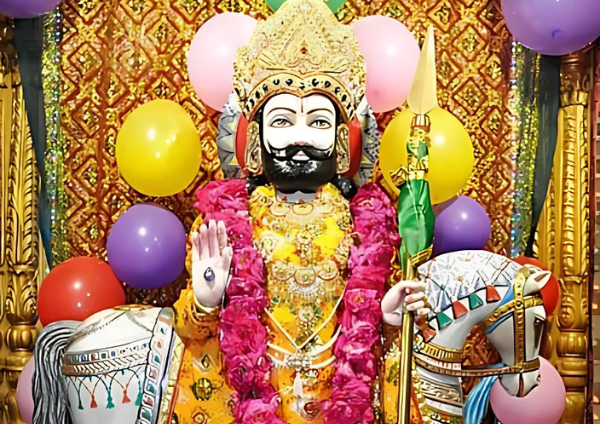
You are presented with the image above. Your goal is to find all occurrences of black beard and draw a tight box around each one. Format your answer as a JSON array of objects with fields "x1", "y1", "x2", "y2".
[
  {"x1": 262, "y1": 145, "x2": 336, "y2": 194},
  {"x1": 268, "y1": 144, "x2": 333, "y2": 161}
]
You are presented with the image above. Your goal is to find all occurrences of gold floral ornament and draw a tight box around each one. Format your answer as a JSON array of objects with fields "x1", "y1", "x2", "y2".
[{"x1": 232, "y1": 0, "x2": 366, "y2": 121}]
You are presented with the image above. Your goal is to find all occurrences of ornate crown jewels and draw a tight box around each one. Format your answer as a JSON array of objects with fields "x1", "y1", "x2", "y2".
[{"x1": 233, "y1": 0, "x2": 366, "y2": 121}]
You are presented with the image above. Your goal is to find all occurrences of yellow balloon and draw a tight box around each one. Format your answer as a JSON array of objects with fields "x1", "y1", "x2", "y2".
[
  {"x1": 116, "y1": 100, "x2": 202, "y2": 197},
  {"x1": 379, "y1": 106, "x2": 474, "y2": 205}
]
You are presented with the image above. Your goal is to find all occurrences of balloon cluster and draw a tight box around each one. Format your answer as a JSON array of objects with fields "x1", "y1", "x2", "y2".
[
  {"x1": 30, "y1": 90, "x2": 198, "y2": 357},
  {"x1": 379, "y1": 105, "x2": 491, "y2": 255},
  {"x1": 20, "y1": 83, "x2": 194, "y2": 424},
  {"x1": 187, "y1": 12, "x2": 420, "y2": 115},
  {"x1": 502, "y1": 0, "x2": 600, "y2": 56},
  {"x1": 34, "y1": 98, "x2": 198, "y2": 334}
]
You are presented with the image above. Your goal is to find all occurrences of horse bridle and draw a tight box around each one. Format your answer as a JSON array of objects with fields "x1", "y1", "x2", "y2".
[{"x1": 413, "y1": 267, "x2": 543, "y2": 378}]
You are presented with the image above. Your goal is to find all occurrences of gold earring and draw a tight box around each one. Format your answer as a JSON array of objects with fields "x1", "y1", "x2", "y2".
[
  {"x1": 336, "y1": 123, "x2": 350, "y2": 174},
  {"x1": 245, "y1": 121, "x2": 262, "y2": 174}
]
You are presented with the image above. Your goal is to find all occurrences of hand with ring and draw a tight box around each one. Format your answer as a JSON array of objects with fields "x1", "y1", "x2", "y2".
[{"x1": 191, "y1": 220, "x2": 233, "y2": 308}]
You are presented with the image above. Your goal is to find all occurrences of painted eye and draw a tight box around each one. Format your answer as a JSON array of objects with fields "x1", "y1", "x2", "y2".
[
  {"x1": 310, "y1": 118, "x2": 332, "y2": 129},
  {"x1": 271, "y1": 118, "x2": 292, "y2": 128}
]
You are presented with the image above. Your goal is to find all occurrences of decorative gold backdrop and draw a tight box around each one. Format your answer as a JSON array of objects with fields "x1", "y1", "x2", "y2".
[
  {"x1": 0, "y1": 1, "x2": 587, "y2": 423},
  {"x1": 0, "y1": 17, "x2": 44, "y2": 424},
  {"x1": 536, "y1": 49, "x2": 594, "y2": 424},
  {"x1": 60, "y1": 0, "x2": 515, "y2": 305}
]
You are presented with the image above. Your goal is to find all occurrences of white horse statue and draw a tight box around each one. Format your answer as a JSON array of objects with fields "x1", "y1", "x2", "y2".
[
  {"x1": 32, "y1": 250, "x2": 553, "y2": 424},
  {"x1": 413, "y1": 250, "x2": 551, "y2": 424}
]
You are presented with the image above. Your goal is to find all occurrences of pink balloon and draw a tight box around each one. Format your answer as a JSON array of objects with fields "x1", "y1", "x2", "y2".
[
  {"x1": 353, "y1": 16, "x2": 420, "y2": 113},
  {"x1": 490, "y1": 357, "x2": 566, "y2": 424},
  {"x1": 16, "y1": 358, "x2": 35, "y2": 424},
  {"x1": 188, "y1": 13, "x2": 257, "y2": 111}
]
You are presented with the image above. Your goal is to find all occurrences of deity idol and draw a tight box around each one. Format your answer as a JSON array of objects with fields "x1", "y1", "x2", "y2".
[
  {"x1": 169, "y1": 0, "x2": 430, "y2": 421},
  {"x1": 32, "y1": 1, "x2": 561, "y2": 424}
]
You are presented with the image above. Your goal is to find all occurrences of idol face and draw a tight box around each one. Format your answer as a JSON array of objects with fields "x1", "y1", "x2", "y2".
[{"x1": 260, "y1": 93, "x2": 338, "y2": 194}]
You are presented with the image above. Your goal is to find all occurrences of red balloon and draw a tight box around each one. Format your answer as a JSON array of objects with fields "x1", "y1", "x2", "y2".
[
  {"x1": 513, "y1": 256, "x2": 560, "y2": 316},
  {"x1": 38, "y1": 257, "x2": 125, "y2": 326},
  {"x1": 541, "y1": 273, "x2": 560, "y2": 316}
]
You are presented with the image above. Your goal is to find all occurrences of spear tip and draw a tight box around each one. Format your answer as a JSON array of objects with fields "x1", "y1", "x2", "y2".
[{"x1": 407, "y1": 25, "x2": 438, "y2": 115}]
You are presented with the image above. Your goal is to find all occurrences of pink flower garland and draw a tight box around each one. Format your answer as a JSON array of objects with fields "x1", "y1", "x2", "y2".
[
  {"x1": 194, "y1": 180, "x2": 399, "y2": 424},
  {"x1": 323, "y1": 183, "x2": 400, "y2": 424},
  {"x1": 194, "y1": 179, "x2": 284, "y2": 424}
]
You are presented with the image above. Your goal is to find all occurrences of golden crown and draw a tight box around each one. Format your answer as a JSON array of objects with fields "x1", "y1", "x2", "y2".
[{"x1": 233, "y1": 0, "x2": 366, "y2": 121}]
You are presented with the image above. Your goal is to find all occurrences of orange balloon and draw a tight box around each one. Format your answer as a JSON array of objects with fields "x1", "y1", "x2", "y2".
[{"x1": 38, "y1": 257, "x2": 125, "y2": 326}]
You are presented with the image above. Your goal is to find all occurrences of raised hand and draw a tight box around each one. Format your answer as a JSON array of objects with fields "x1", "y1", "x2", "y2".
[
  {"x1": 381, "y1": 280, "x2": 430, "y2": 327},
  {"x1": 191, "y1": 220, "x2": 233, "y2": 308}
]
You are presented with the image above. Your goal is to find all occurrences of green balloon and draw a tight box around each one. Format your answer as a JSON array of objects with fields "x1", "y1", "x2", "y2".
[
  {"x1": 326, "y1": 0, "x2": 346, "y2": 13},
  {"x1": 266, "y1": 0, "x2": 286, "y2": 11},
  {"x1": 266, "y1": 0, "x2": 347, "y2": 13}
]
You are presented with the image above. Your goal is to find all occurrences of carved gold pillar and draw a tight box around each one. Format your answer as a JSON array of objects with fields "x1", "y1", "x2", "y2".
[
  {"x1": 0, "y1": 16, "x2": 43, "y2": 424},
  {"x1": 537, "y1": 48, "x2": 593, "y2": 424}
]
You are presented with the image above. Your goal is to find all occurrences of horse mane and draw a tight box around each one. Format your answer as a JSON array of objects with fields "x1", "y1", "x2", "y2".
[{"x1": 33, "y1": 321, "x2": 80, "y2": 424}]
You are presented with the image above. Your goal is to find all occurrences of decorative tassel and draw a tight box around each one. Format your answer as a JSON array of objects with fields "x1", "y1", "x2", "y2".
[
  {"x1": 107, "y1": 391, "x2": 115, "y2": 409},
  {"x1": 135, "y1": 384, "x2": 143, "y2": 406},
  {"x1": 421, "y1": 325, "x2": 437, "y2": 342},
  {"x1": 486, "y1": 286, "x2": 501, "y2": 303},
  {"x1": 468, "y1": 293, "x2": 484, "y2": 310},
  {"x1": 436, "y1": 311, "x2": 452, "y2": 329},
  {"x1": 452, "y1": 301, "x2": 468, "y2": 319}
]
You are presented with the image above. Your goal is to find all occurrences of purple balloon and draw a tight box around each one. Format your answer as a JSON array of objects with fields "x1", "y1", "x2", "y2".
[
  {"x1": 433, "y1": 196, "x2": 491, "y2": 255},
  {"x1": 502, "y1": 0, "x2": 600, "y2": 56},
  {"x1": 107, "y1": 204, "x2": 186, "y2": 290},
  {"x1": 0, "y1": 0, "x2": 61, "y2": 19}
]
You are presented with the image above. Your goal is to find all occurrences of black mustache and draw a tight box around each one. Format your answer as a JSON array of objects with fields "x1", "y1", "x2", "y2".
[{"x1": 269, "y1": 144, "x2": 333, "y2": 161}]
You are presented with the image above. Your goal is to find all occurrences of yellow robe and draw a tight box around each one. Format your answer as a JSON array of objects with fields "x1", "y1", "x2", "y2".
[{"x1": 169, "y1": 184, "x2": 423, "y2": 424}]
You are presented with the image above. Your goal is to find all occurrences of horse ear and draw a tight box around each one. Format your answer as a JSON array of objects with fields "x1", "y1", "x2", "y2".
[{"x1": 523, "y1": 270, "x2": 552, "y2": 296}]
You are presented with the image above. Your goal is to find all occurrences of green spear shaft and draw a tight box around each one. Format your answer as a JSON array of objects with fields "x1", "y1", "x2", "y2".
[
  {"x1": 394, "y1": 117, "x2": 434, "y2": 424},
  {"x1": 392, "y1": 25, "x2": 437, "y2": 424}
]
